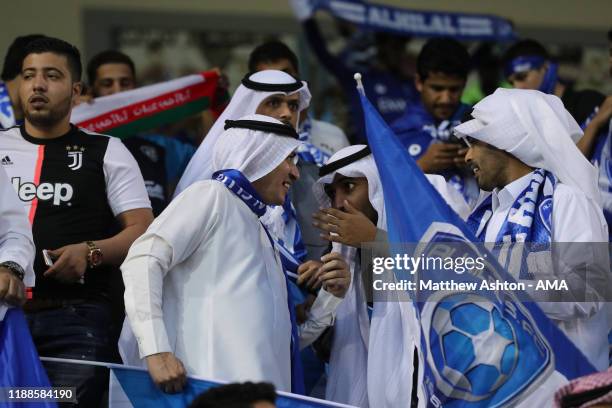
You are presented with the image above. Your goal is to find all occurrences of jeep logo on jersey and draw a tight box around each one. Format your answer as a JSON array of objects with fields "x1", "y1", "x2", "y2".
[
  {"x1": 66, "y1": 145, "x2": 85, "y2": 171},
  {"x1": 11, "y1": 177, "x2": 74, "y2": 206}
]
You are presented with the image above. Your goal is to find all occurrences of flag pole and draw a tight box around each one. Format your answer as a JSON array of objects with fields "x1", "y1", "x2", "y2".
[{"x1": 354, "y1": 73, "x2": 365, "y2": 96}]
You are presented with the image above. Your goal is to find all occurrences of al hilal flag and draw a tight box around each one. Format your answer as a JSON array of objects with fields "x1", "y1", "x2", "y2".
[
  {"x1": 72, "y1": 70, "x2": 226, "y2": 138},
  {"x1": 107, "y1": 365, "x2": 356, "y2": 408},
  {"x1": 37, "y1": 357, "x2": 356, "y2": 408},
  {"x1": 357, "y1": 81, "x2": 597, "y2": 407}
]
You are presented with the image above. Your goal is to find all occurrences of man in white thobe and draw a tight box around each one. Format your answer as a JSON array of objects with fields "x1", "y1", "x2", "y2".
[
  {"x1": 175, "y1": 70, "x2": 313, "y2": 262},
  {"x1": 121, "y1": 115, "x2": 349, "y2": 394},
  {"x1": 455, "y1": 88, "x2": 611, "y2": 371},
  {"x1": 309, "y1": 145, "x2": 470, "y2": 407}
]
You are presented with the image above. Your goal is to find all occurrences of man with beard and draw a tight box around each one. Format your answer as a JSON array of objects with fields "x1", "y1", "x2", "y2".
[
  {"x1": 175, "y1": 70, "x2": 311, "y2": 260},
  {"x1": 248, "y1": 41, "x2": 350, "y2": 261},
  {"x1": 455, "y1": 88, "x2": 609, "y2": 371},
  {"x1": 305, "y1": 145, "x2": 469, "y2": 407},
  {"x1": 0, "y1": 36, "x2": 153, "y2": 407},
  {"x1": 391, "y1": 38, "x2": 479, "y2": 205},
  {"x1": 121, "y1": 115, "x2": 349, "y2": 394}
]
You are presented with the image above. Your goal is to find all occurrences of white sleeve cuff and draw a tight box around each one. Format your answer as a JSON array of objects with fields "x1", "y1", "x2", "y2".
[
  {"x1": 309, "y1": 288, "x2": 343, "y2": 323},
  {"x1": 130, "y1": 317, "x2": 172, "y2": 358}
]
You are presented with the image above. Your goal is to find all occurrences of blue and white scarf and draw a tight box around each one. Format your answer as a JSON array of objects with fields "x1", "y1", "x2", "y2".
[
  {"x1": 0, "y1": 81, "x2": 16, "y2": 129},
  {"x1": 297, "y1": 116, "x2": 330, "y2": 167},
  {"x1": 467, "y1": 169, "x2": 556, "y2": 278},
  {"x1": 212, "y1": 169, "x2": 305, "y2": 394}
]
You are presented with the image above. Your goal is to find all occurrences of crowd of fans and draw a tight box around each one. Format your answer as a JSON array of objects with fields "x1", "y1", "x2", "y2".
[{"x1": 0, "y1": 6, "x2": 611, "y2": 408}]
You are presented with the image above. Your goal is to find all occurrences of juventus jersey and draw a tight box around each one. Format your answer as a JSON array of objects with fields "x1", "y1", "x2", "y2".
[{"x1": 0, "y1": 125, "x2": 150, "y2": 301}]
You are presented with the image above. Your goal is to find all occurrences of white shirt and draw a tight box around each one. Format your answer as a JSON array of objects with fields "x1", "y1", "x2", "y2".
[
  {"x1": 121, "y1": 180, "x2": 341, "y2": 391},
  {"x1": 482, "y1": 172, "x2": 610, "y2": 370},
  {"x1": 0, "y1": 164, "x2": 34, "y2": 284},
  {"x1": 0, "y1": 165, "x2": 35, "y2": 319}
]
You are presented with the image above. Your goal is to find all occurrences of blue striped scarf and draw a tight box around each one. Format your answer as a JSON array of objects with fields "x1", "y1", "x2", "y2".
[{"x1": 466, "y1": 169, "x2": 556, "y2": 278}]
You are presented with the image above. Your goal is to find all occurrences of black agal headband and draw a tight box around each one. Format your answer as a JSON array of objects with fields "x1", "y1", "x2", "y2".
[
  {"x1": 319, "y1": 146, "x2": 371, "y2": 177},
  {"x1": 224, "y1": 119, "x2": 299, "y2": 140},
  {"x1": 241, "y1": 72, "x2": 303, "y2": 93}
]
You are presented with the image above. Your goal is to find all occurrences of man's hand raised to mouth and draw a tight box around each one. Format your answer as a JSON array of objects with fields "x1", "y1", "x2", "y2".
[{"x1": 313, "y1": 200, "x2": 377, "y2": 247}]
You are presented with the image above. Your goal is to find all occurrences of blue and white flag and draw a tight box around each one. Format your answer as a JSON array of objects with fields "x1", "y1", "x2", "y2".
[
  {"x1": 0, "y1": 81, "x2": 16, "y2": 129},
  {"x1": 358, "y1": 87, "x2": 597, "y2": 407},
  {"x1": 307, "y1": 0, "x2": 515, "y2": 42},
  {"x1": 96, "y1": 362, "x2": 355, "y2": 407},
  {"x1": 0, "y1": 307, "x2": 56, "y2": 408}
]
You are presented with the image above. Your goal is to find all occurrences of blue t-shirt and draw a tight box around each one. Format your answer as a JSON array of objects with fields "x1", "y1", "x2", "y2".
[
  {"x1": 303, "y1": 19, "x2": 419, "y2": 142},
  {"x1": 391, "y1": 101, "x2": 479, "y2": 204}
]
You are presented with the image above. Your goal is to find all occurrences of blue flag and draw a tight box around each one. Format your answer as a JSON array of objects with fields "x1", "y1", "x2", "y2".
[
  {"x1": 359, "y1": 90, "x2": 597, "y2": 407},
  {"x1": 110, "y1": 366, "x2": 355, "y2": 407},
  {"x1": 0, "y1": 307, "x2": 56, "y2": 408}
]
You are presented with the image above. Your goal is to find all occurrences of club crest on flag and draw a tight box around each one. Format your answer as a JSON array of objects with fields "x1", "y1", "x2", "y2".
[{"x1": 416, "y1": 223, "x2": 554, "y2": 407}]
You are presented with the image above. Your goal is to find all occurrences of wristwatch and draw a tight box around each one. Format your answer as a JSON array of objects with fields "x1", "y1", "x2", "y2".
[
  {"x1": 0, "y1": 261, "x2": 25, "y2": 281},
  {"x1": 86, "y1": 241, "x2": 103, "y2": 268}
]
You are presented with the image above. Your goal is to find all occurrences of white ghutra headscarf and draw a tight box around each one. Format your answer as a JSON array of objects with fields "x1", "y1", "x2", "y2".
[
  {"x1": 212, "y1": 114, "x2": 301, "y2": 182},
  {"x1": 174, "y1": 70, "x2": 311, "y2": 196},
  {"x1": 454, "y1": 88, "x2": 599, "y2": 205}
]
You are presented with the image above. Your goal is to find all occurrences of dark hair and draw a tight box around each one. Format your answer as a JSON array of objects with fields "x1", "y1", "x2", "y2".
[
  {"x1": 416, "y1": 37, "x2": 469, "y2": 81},
  {"x1": 21, "y1": 36, "x2": 82, "y2": 82},
  {"x1": 87, "y1": 50, "x2": 136, "y2": 85},
  {"x1": 248, "y1": 41, "x2": 299, "y2": 74},
  {"x1": 501, "y1": 38, "x2": 550, "y2": 70},
  {"x1": 188, "y1": 382, "x2": 276, "y2": 408},
  {"x1": 1, "y1": 34, "x2": 47, "y2": 81},
  {"x1": 608, "y1": 29, "x2": 612, "y2": 42}
]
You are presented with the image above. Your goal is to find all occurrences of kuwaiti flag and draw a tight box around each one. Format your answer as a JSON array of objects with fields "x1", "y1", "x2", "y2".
[
  {"x1": 0, "y1": 306, "x2": 56, "y2": 408},
  {"x1": 71, "y1": 70, "x2": 227, "y2": 138},
  {"x1": 358, "y1": 85, "x2": 597, "y2": 407}
]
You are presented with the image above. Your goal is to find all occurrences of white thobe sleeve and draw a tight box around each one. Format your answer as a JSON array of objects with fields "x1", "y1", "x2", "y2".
[
  {"x1": 536, "y1": 184, "x2": 609, "y2": 321},
  {"x1": 299, "y1": 289, "x2": 343, "y2": 349},
  {"x1": 0, "y1": 165, "x2": 34, "y2": 286},
  {"x1": 122, "y1": 182, "x2": 221, "y2": 358}
]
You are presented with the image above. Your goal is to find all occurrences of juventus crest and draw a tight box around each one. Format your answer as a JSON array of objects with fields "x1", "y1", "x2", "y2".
[{"x1": 66, "y1": 145, "x2": 85, "y2": 171}]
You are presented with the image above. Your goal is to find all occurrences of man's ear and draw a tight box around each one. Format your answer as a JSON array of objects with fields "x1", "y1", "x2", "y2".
[
  {"x1": 415, "y1": 73, "x2": 424, "y2": 93},
  {"x1": 72, "y1": 81, "x2": 83, "y2": 99}
]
